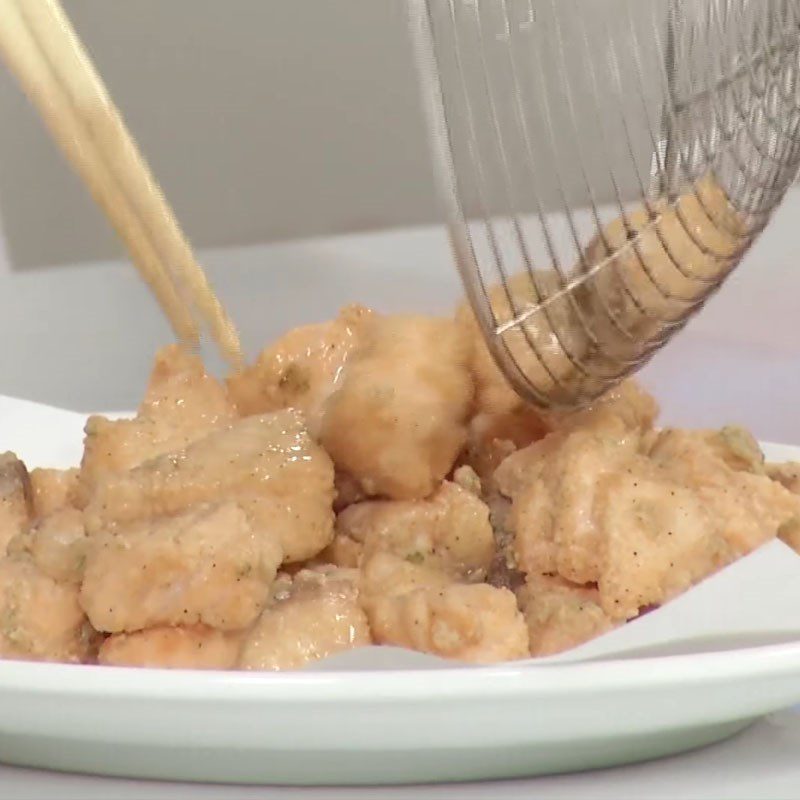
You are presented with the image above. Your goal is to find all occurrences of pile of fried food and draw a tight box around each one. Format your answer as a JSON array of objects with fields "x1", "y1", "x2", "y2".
[{"x1": 1, "y1": 295, "x2": 800, "y2": 671}]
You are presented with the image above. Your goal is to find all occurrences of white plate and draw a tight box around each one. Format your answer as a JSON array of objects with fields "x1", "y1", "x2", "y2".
[
  {"x1": 1, "y1": 409, "x2": 799, "y2": 785},
  {"x1": 2, "y1": 644, "x2": 800, "y2": 785}
]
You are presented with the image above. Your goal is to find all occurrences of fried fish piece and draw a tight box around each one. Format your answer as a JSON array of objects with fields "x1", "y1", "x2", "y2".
[
  {"x1": 321, "y1": 314, "x2": 473, "y2": 500},
  {"x1": 336, "y1": 481, "x2": 494, "y2": 579},
  {"x1": 596, "y1": 463, "x2": 732, "y2": 620},
  {"x1": 239, "y1": 566, "x2": 370, "y2": 671},
  {"x1": 650, "y1": 429, "x2": 800, "y2": 556},
  {"x1": 81, "y1": 501, "x2": 282, "y2": 633},
  {"x1": 496, "y1": 414, "x2": 642, "y2": 584},
  {"x1": 0, "y1": 452, "x2": 33, "y2": 557},
  {"x1": 29, "y1": 468, "x2": 79, "y2": 518},
  {"x1": 0, "y1": 554, "x2": 92, "y2": 663},
  {"x1": 519, "y1": 574, "x2": 615, "y2": 657},
  {"x1": 767, "y1": 462, "x2": 800, "y2": 495},
  {"x1": 499, "y1": 418, "x2": 792, "y2": 622},
  {"x1": 99, "y1": 625, "x2": 243, "y2": 670},
  {"x1": 227, "y1": 304, "x2": 372, "y2": 435},
  {"x1": 77, "y1": 345, "x2": 236, "y2": 505},
  {"x1": 360, "y1": 552, "x2": 528, "y2": 664},
  {"x1": 9, "y1": 507, "x2": 88, "y2": 584},
  {"x1": 84, "y1": 411, "x2": 335, "y2": 563}
]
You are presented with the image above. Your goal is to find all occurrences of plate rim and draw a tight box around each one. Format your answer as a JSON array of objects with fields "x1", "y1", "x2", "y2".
[{"x1": 2, "y1": 639, "x2": 800, "y2": 702}]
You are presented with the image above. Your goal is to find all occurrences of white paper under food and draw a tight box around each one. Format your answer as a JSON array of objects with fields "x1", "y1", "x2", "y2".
[
  {"x1": 3, "y1": 394, "x2": 800, "y2": 671},
  {"x1": 312, "y1": 540, "x2": 800, "y2": 670}
]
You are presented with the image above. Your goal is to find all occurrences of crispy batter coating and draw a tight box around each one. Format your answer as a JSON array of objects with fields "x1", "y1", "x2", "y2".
[
  {"x1": 551, "y1": 379, "x2": 659, "y2": 433},
  {"x1": 227, "y1": 304, "x2": 372, "y2": 434},
  {"x1": 84, "y1": 411, "x2": 335, "y2": 563},
  {"x1": 99, "y1": 625, "x2": 243, "y2": 670},
  {"x1": 650, "y1": 429, "x2": 800, "y2": 556},
  {"x1": 81, "y1": 502, "x2": 282, "y2": 633},
  {"x1": 317, "y1": 533, "x2": 363, "y2": 569},
  {"x1": 361, "y1": 553, "x2": 528, "y2": 663},
  {"x1": 461, "y1": 409, "x2": 551, "y2": 484},
  {"x1": 0, "y1": 554, "x2": 92, "y2": 662},
  {"x1": 519, "y1": 574, "x2": 615, "y2": 657},
  {"x1": 77, "y1": 346, "x2": 236, "y2": 506},
  {"x1": 497, "y1": 414, "x2": 643, "y2": 584},
  {"x1": 240, "y1": 566, "x2": 370, "y2": 670},
  {"x1": 320, "y1": 314, "x2": 473, "y2": 500},
  {"x1": 768, "y1": 462, "x2": 800, "y2": 495},
  {"x1": 4, "y1": 266, "x2": 798, "y2": 669},
  {"x1": 701, "y1": 426, "x2": 765, "y2": 474},
  {"x1": 498, "y1": 394, "x2": 799, "y2": 621},
  {"x1": 494, "y1": 380, "x2": 655, "y2": 502},
  {"x1": 596, "y1": 462, "x2": 732, "y2": 619},
  {"x1": 29, "y1": 468, "x2": 79, "y2": 518},
  {"x1": 9, "y1": 507, "x2": 88, "y2": 584},
  {"x1": 336, "y1": 481, "x2": 494, "y2": 579}
]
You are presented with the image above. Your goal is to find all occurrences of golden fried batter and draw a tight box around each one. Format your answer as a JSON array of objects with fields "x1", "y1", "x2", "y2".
[
  {"x1": 9, "y1": 507, "x2": 87, "y2": 584},
  {"x1": 99, "y1": 625, "x2": 243, "y2": 670},
  {"x1": 0, "y1": 554, "x2": 92, "y2": 663},
  {"x1": 81, "y1": 501, "x2": 282, "y2": 633},
  {"x1": 337, "y1": 481, "x2": 494, "y2": 579},
  {"x1": 361, "y1": 553, "x2": 528, "y2": 664},
  {"x1": 84, "y1": 411, "x2": 335, "y2": 563},
  {"x1": 321, "y1": 315, "x2": 473, "y2": 500},
  {"x1": 240, "y1": 566, "x2": 370, "y2": 670},
  {"x1": 519, "y1": 574, "x2": 615, "y2": 657},
  {"x1": 29, "y1": 468, "x2": 79, "y2": 518},
  {"x1": 77, "y1": 345, "x2": 236, "y2": 505},
  {"x1": 227, "y1": 304, "x2": 372, "y2": 434},
  {"x1": 498, "y1": 391, "x2": 799, "y2": 622}
]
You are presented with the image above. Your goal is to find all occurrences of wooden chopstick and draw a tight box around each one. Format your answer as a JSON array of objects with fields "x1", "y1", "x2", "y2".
[{"x1": 0, "y1": 0, "x2": 243, "y2": 369}]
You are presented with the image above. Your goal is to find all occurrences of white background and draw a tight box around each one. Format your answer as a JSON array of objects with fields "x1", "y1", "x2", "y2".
[{"x1": 0, "y1": 0, "x2": 672, "y2": 271}]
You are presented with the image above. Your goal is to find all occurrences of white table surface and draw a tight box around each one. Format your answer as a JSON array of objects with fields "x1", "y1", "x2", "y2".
[{"x1": 1, "y1": 191, "x2": 800, "y2": 798}]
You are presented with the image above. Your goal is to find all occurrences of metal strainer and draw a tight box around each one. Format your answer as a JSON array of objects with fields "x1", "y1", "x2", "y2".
[{"x1": 408, "y1": 0, "x2": 800, "y2": 408}]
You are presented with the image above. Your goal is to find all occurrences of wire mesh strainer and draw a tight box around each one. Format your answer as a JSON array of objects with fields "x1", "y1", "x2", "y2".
[{"x1": 408, "y1": 0, "x2": 800, "y2": 409}]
